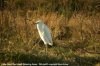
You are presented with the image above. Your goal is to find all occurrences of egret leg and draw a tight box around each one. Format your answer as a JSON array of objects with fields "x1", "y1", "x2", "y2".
[
  {"x1": 44, "y1": 44, "x2": 48, "y2": 62},
  {"x1": 45, "y1": 44, "x2": 48, "y2": 56}
]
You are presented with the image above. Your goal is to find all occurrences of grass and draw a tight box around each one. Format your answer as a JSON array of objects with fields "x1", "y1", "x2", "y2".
[
  {"x1": 0, "y1": 10, "x2": 100, "y2": 65},
  {"x1": 0, "y1": 0, "x2": 100, "y2": 66},
  {"x1": 0, "y1": 42, "x2": 100, "y2": 66}
]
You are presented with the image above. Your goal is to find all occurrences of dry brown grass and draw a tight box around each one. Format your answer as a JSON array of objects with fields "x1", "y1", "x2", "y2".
[
  {"x1": 0, "y1": 0, "x2": 100, "y2": 65},
  {"x1": 0, "y1": 9, "x2": 100, "y2": 65}
]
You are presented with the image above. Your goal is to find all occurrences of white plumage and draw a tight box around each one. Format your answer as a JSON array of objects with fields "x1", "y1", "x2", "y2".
[{"x1": 36, "y1": 20, "x2": 53, "y2": 46}]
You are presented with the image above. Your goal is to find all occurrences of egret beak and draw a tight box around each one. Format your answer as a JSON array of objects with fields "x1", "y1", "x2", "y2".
[
  {"x1": 35, "y1": 22, "x2": 37, "y2": 24},
  {"x1": 33, "y1": 20, "x2": 39, "y2": 25},
  {"x1": 33, "y1": 22, "x2": 37, "y2": 25},
  {"x1": 34, "y1": 22, "x2": 39, "y2": 24}
]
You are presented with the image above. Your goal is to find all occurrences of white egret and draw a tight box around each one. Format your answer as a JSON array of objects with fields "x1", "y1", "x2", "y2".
[{"x1": 35, "y1": 20, "x2": 53, "y2": 55}]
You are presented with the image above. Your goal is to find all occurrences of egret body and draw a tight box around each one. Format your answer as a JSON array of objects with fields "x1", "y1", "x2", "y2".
[{"x1": 35, "y1": 20, "x2": 53, "y2": 54}]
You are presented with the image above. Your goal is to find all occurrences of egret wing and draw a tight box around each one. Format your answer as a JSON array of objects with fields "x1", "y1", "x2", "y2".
[{"x1": 43, "y1": 24, "x2": 53, "y2": 45}]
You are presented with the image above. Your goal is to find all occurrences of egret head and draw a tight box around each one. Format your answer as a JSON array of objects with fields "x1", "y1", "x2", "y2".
[{"x1": 35, "y1": 20, "x2": 44, "y2": 25}]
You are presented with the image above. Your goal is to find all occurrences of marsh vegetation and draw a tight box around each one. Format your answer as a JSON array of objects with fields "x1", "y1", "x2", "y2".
[{"x1": 0, "y1": 0, "x2": 100, "y2": 66}]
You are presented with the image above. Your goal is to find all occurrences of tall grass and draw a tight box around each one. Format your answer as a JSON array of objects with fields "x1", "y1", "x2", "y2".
[{"x1": 0, "y1": 0, "x2": 100, "y2": 66}]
